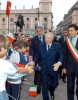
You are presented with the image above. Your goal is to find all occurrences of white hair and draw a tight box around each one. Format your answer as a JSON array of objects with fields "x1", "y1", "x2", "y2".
[{"x1": 45, "y1": 32, "x2": 54, "y2": 39}]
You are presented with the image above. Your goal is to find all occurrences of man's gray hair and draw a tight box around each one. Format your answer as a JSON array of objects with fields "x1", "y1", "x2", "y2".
[
  {"x1": 45, "y1": 32, "x2": 54, "y2": 38},
  {"x1": 36, "y1": 26, "x2": 43, "y2": 31}
]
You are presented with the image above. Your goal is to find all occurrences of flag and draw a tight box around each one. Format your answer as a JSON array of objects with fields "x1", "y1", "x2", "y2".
[
  {"x1": 30, "y1": 32, "x2": 34, "y2": 38},
  {"x1": 6, "y1": 30, "x2": 14, "y2": 43},
  {"x1": 28, "y1": 84, "x2": 37, "y2": 96},
  {"x1": 26, "y1": 49, "x2": 29, "y2": 53},
  {"x1": 13, "y1": 62, "x2": 25, "y2": 68},
  {"x1": 42, "y1": 23, "x2": 46, "y2": 30},
  {"x1": 42, "y1": 23, "x2": 44, "y2": 29},
  {"x1": 6, "y1": 1, "x2": 11, "y2": 17}
]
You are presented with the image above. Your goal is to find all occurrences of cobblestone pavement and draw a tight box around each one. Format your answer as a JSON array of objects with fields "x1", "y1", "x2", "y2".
[{"x1": 20, "y1": 74, "x2": 76, "y2": 100}]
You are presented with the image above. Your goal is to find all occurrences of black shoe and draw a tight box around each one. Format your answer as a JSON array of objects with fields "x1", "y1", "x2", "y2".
[
  {"x1": 37, "y1": 90, "x2": 41, "y2": 94},
  {"x1": 50, "y1": 92, "x2": 54, "y2": 99},
  {"x1": 62, "y1": 79, "x2": 66, "y2": 83}
]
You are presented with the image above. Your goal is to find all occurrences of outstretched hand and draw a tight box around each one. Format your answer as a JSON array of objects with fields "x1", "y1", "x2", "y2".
[
  {"x1": 25, "y1": 64, "x2": 34, "y2": 74},
  {"x1": 29, "y1": 61, "x2": 35, "y2": 66},
  {"x1": 53, "y1": 62, "x2": 60, "y2": 71}
]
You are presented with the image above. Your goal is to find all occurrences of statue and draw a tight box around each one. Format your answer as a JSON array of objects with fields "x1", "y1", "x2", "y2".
[{"x1": 15, "y1": 14, "x2": 24, "y2": 32}]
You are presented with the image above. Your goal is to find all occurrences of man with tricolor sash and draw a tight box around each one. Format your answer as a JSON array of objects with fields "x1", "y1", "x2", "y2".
[{"x1": 63, "y1": 24, "x2": 78, "y2": 100}]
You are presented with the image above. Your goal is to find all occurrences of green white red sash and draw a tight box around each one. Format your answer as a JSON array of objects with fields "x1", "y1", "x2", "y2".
[{"x1": 66, "y1": 38, "x2": 78, "y2": 62}]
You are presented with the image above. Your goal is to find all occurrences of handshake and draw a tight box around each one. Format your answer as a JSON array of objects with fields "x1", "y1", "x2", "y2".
[{"x1": 26, "y1": 61, "x2": 41, "y2": 74}]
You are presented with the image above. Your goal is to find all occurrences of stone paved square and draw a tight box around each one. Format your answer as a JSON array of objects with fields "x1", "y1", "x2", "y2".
[{"x1": 20, "y1": 74, "x2": 77, "y2": 100}]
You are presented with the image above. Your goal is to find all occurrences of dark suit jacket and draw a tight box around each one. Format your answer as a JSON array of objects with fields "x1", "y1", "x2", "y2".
[
  {"x1": 59, "y1": 37, "x2": 67, "y2": 65},
  {"x1": 34, "y1": 42, "x2": 63, "y2": 75},
  {"x1": 63, "y1": 38, "x2": 78, "y2": 75},
  {"x1": 29, "y1": 35, "x2": 45, "y2": 58},
  {"x1": 59, "y1": 37, "x2": 66, "y2": 54}
]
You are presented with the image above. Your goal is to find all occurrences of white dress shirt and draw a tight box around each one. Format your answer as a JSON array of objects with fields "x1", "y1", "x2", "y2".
[
  {"x1": 64, "y1": 36, "x2": 69, "y2": 41},
  {"x1": 72, "y1": 35, "x2": 78, "y2": 46},
  {"x1": 46, "y1": 44, "x2": 52, "y2": 51},
  {"x1": 38, "y1": 36, "x2": 43, "y2": 43}
]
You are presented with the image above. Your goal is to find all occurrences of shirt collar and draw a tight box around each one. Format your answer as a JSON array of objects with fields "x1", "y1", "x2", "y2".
[
  {"x1": 72, "y1": 35, "x2": 78, "y2": 41},
  {"x1": 64, "y1": 36, "x2": 68, "y2": 39},
  {"x1": 38, "y1": 35, "x2": 43, "y2": 38},
  {"x1": 46, "y1": 43, "x2": 52, "y2": 47}
]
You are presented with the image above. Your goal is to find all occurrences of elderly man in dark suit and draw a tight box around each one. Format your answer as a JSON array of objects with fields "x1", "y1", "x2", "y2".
[
  {"x1": 30, "y1": 32, "x2": 63, "y2": 100},
  {"x1": 29, "y1": 26, "x2": 45, "y2": 94}
]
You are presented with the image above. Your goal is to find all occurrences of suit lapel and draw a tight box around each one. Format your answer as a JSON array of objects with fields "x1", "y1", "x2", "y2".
[
  {"x1": 36, "y1": 35, "x2": 45, "y2": 44},
  {"x1": 36, "y1": 36, "x2": 40, "y2": 44},
  {"x1": 47, "y1": 43, "x2": 54, "y2": 56},
  {"x1": 43, "y1": 43, "x2": 48, "y2": 56},
  {"x1": 62, "y1": 37, "x2": 65, "y2": 44},
  {"x1": 43, "y1": 35, "x2": 45, "y2": 43},
  {"x1": 44, "y1": 43, "x2": 54, "y2": 56}
]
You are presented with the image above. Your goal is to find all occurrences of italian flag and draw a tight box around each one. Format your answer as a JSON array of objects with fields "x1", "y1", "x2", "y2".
[
  {"x1": 30, "y1": 32, "x2": 34, "y2": 38},
  {"x1": 28, "y1": 84, "x2": 37, "y2": 96},
  {"x1": 66, "y1": 38, "x2": 78, "y2": 62},
  {"x1": 6, "y1": 30, "x2": 15, "y2": 43}
]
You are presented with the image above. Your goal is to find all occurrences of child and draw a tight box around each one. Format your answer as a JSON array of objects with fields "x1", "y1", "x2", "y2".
[
  {"x1": 7, "y1": 40, "x2": 40, "y2": 100},
  {"x1": 0, "y1": 34, "x2": 34, "y2": 100}
]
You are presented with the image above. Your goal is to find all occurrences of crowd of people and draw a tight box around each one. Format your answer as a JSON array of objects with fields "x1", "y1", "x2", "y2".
[{"x1": 0, "y1": 24, "x2": 78, "y2": 100}]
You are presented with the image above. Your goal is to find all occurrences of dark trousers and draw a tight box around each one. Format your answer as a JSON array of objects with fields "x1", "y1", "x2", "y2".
[
  {"x1": 67, "y1": 73, "x2": 78, "y2": 100},
  {"x1": 6, "y1": 83, "x2": 20, "y2": 100},
  {"x1": 62, "y1": 73, "x2": 66, "y2": 79},
  {"x1": 34, "y1": 71, "x2": 41, "y2": 93},
  {"x1": 49, "y1": 84, "x2": 55, "y2": 95},
  {"x1": 41, "y1": 71, "x2": 58, "y2": 100},
  {"x1": 59, "y1": 66, "x2": 66, "y2": 79}
]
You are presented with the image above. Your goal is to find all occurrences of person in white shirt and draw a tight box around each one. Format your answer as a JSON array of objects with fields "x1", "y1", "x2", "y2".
[{"x1": 0, "y1": 34, "x2": 34, "y2": 100}]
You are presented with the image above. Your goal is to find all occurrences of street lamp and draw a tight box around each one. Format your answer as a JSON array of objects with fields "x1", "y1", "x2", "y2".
[{"x1": 37, "y1": 8, "x2": 39, "y2": 21}]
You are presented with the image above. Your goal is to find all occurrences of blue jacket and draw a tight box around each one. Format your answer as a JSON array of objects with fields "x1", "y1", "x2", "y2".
[{"x1": 34, "y1": 42, "x2": 63, "y2": 75}]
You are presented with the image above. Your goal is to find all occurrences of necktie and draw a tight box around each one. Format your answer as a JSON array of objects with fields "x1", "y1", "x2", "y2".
[
  {"x1": 47, "y1": 45, "x2": 50, "y2": 51},
  {"x1": 64, "y1": 37, "x2": 67, "y2": 41},
  {"x1": 39, "y1": 36, "x2": 42, "y2": 43}
]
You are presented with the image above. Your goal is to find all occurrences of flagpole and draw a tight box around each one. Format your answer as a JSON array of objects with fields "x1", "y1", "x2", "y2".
[
  {"x1": 8, "y1": 0, "x2": 10, "y2": 33},
  {"x1": 6, "y1": 1, "x2": 11, "y2": 34},
  {"x1": 8, "y1": 16, "x2": 9, "y2": 34}
]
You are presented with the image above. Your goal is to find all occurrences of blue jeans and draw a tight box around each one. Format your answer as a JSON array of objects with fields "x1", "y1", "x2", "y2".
[{"x1": 0, "y1": 90, "x2": 9, "y2": 100}]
